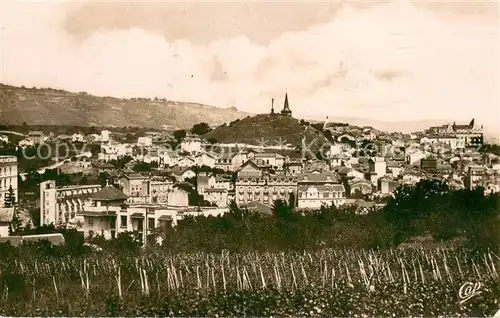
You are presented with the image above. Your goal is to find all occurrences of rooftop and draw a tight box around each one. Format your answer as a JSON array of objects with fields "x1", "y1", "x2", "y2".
[{"x1": 91, "y1": 184, "x2": 128, "y2": 201}]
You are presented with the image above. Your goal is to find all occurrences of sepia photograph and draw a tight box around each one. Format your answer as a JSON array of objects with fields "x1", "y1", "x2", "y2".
[{"x1": 0, "y1": 0, "x2": 499, "y2": 316}]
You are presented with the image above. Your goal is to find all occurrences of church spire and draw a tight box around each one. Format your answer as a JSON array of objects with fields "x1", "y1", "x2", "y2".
[
  {"x1": 283, "y1": 93, "x2": 290, "y2": 111},
  {"x1": 280, "y1": 92, "x2": 292, "y2": 117}
]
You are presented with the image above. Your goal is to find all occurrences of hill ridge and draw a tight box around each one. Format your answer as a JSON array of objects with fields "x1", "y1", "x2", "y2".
[{"x1": 0, "y1": 83, "x2": 250, "y2": 129}]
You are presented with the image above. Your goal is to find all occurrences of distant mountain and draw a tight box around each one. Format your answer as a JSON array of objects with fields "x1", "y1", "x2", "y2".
[{"x1": 0, "y1": 84, "x2": 250, "y2": 129}]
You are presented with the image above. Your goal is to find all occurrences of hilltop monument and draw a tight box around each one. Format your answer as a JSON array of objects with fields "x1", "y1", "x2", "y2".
[{"x1": 271, "y1": 92, "x2": 292, "y2": 117}]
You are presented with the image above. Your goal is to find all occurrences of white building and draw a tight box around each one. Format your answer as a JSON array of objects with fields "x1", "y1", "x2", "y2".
[
  {"x1": 137, "y1": 137, "x2": 153, "y2": 147},
  {"x1": 177, "y1": 156, "x2": 196, "y2": 168},
  {"x1": 74, "y1": 183, "x2": 211, "y2": 243},
  {"x1": 406, "y1": 150, "x2": 426, "y2": 165},
  {"x1": 180, "y1": 137, "x2": 202, "y2": 154},
  {"x1": 0, "y1": 135, "x2": 9, "y2": 144},
  {"x1": 101, "y1": 130, "x2": 111, "y2": 143},
  {"x1": 327, "y1": 144, "x2": 342, "y2": 157},
  {"x1": 72, "y1": 133, "x2": 85, "y2": 143},
  {"x1": 0, "y1": 156, "x2": 18, "y2": 208},
  {"x1": 18, "y1": 138, "x2": 34, "y2": 148},
  {"x1": 161, "y1": 150, "x2": 180, "y2": 167},
  {"x1": 369, "y1": 157, "x2": 387, "y2": 180},
  {"x1": 98, "y1": 142, "x2": 130, "y2": 162},
  {"x1": 297, "y1": 184, "x2": 346, "y2": 209},
  {"x1": 194, "y1": 151, "x2": 218, "y2": 168},
  {"x1": 40, "y1": 181, "x2": 102, "y2": 226}
]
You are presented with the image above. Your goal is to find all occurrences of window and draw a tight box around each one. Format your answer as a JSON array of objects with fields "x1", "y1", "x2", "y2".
[
  {"x1": 88, "y1": 218, "x2": 93, "y2": 225},
  {"x1": 120, "y1": 216, "x2": 127, "y2": 227},
  {"x1": 148, "y1": 217, "x2": 155, "y2": 229}
]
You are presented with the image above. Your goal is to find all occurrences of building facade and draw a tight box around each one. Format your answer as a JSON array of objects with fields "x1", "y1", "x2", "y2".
[
  {"x1": 40, "y1": 180, "x2": 102, "y2": 226},
  {"x1": 0, "y1": 156, "x2": 18, "y2": 208},
  {"x1": 297, "y1": 184, "x2": 346, "y2": 209},
  {"x1": 235, "y1": 161, "x2": 297, "y2": 205}
]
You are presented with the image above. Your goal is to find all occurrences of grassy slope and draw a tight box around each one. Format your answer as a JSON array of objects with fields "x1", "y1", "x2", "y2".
[{"x1": 203, "y1": 114, "x2": 329, "y2": 150}]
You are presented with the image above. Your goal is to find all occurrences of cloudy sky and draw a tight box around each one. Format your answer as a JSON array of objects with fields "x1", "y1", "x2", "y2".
[{"x1": 0, "y1": 0, "x2": 498, "y2": 133}]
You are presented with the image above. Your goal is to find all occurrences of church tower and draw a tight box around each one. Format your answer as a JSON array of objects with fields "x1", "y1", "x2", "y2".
[
  {"x1": 280, "y1": 92, "x2": 292, "y2": 117},
  {"x1": 271, "y1": 98, "x2": 275, "y2": 115}
]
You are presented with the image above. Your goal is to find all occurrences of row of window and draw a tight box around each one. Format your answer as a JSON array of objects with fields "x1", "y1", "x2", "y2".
[
  {"x1": 238, "y1": 187, "x2": 294, "y2": 194},
  {"x1": 298, "y1": 191, "x2": 346, "y2": 198},
  {"x1": 0, "y1": 167, "x2": 13, "y2": 176},
  {"x1": 87, "y1": 216, "x2": 171, "y2": 230},
  {"x1": 237, "y1": 178, "x2": 297, "y2": 184}
]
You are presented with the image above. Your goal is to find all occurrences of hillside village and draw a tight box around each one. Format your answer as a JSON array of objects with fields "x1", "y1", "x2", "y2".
[{"x1": 0, "y1": 92, "x2": 498, "y2": 243}]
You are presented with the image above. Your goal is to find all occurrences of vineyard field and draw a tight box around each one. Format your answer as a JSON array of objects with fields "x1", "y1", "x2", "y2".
[{"x1": 0, "y1": 247, "x2": 499, "y2": 316}]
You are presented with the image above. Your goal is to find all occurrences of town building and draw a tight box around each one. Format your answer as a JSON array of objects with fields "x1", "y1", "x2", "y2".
[
  {"x1": 0, "y1": 156, "x2": 18, "y2": 208},
  {"x1": 368, "y1": 157, "x2": 387, "y2": 180},
  {"x1": 297, "y1": 184, "x2": 346, "y2": 209},
  {"x1": 137, "y1": 136, "x2": 153, "y2": 147},
  {"x1": 119, "y1": 173, "x2": 151, "y2": 204},
  {"x1": 235, "y1": 160, "x2": 297, "y2": 205},
  {"x1": 98, "y1": 142, "x2": 131, "y2": 162},
  {"x1": 39, "y1": 181, "x2": 102, "y2": 226},
  {"x1": 79, "y1": 183, "x2": 128, "y2": 239},
  {"x1": 194, "y1": 151, "x2": 218, "y2": 168},
  {"x1": 425, "y1": 119, "x2": 483, "y2": 148},
  {"x1": 202, "y1": 175, "x2": 234, "y2": 207},
  {"x1": 150, "y1": 177, "x2": 174, "y2": 203},
  {"x1": 215, "y1": 153, "x2": 234, "y2": 171},
  {"x1": 420, "y1": 156, "x2": 438, "y2": 172},
  {"x1": 378, "y1": 175, "x2": 398, "y2": 195},
  {"x1": 180, "y1": 137, "x2": 203, "y2": 154},
  {"x1": 284, "y1": 160, "x2": 303, "y2": 176},
  {"x1": 27, "y1": 131, "x2": 45, "y2": 144},
  {"x1": 466, "y1": 165, "x2": 488, "y2": 190},
  {"x1": 72, "y1": 133, "x2": 85, "y2": 143},
  {"x1": 100, "y1": 130, "x2": 110, "y2": 143},
  {"x1": 347, "y1": 178, "x2": 373, "y2": 196}
]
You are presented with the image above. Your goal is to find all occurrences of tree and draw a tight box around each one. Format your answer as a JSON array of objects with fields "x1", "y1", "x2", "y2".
[
  {"x1": 288, "y1": 192, "x2": 296, "y2": 209},
  {"x1": 4, "y1": 186, "x2": 16, "y2": 207},
  {"x1": 132, "y1": 162, "x2": 154, "y2": 172},
  {"x1": 173, "y1": 130, "x2": 187, "y2": 142},
  {"x1": 273, "y1": 199, "x2": 293, "y2": 220},
  {"x1": 191, "y1": 122, "x2": 211, "y2": 135},
  {"x1": 98, "y1": 172, "x2": 110, "y2": 186}
]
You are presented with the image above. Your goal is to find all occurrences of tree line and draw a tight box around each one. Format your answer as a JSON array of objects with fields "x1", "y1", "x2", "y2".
[{"x1": 3, "y1": 179, "x2": 499, "y2": 256}]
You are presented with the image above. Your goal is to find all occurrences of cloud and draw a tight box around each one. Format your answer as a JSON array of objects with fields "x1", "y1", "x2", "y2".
[{"x1": 0, "y1": 1, "x2": 498, "y2": 135}]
